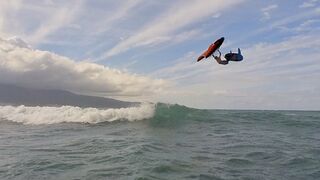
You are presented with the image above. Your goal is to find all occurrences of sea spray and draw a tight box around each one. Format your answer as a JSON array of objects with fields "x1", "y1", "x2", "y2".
[{"x1": 0, "y1": 103, "x2": 155, "y2": 125}]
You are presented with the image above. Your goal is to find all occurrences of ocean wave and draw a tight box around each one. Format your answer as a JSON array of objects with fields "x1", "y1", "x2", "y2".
[
  {"x1": 0, "y1": 103, "x2": 155, "y2": 125},
  {"x1": 0, "y1": 102, "x2": 220, "y2": 126}
]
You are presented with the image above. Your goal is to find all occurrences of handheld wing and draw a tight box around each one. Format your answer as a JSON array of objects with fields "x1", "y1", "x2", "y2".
[{"x1": 197, "y1": 37, "x2": 224, "y2": 62}]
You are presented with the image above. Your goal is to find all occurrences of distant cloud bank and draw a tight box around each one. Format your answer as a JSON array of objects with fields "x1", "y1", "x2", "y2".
[{"x1": 0, "y1": 37, "x2": 169, "y2": 98}]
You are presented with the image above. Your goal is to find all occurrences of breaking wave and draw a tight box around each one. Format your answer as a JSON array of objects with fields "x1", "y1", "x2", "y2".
[
  {"x1": 0, "y1": 103, "x2": 211, "y2": 125},
  {"x1": 0, "y1": 103, "x2": 155, "y2": 125}
]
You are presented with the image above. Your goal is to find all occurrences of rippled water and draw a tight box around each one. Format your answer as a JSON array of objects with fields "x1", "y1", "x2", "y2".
[{"x1": 0, "y1": 104, "x2": 320, "y2": 179}]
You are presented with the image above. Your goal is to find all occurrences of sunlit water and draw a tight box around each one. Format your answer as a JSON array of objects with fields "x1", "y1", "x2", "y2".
[{"x1": 0, "y1": 104, "x2": 319, "y2": 179}]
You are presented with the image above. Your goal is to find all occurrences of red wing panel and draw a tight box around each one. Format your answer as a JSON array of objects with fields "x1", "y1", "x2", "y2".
[{"x1": 197, "y1": 37, "x2": 224, "y2": 62}]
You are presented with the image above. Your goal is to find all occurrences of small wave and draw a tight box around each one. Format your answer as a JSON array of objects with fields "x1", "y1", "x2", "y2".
[
  {"x1": 149, "y1": 103, "x2": 209, "y2": 127},
  {"x1": 0, "y1": 103, "x2": 155, "y2": 125}
]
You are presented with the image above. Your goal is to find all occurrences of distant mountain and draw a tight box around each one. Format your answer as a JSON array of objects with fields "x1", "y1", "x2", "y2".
[{"x1": 0, "y1": 84, "x2": 138, "y2": 108}]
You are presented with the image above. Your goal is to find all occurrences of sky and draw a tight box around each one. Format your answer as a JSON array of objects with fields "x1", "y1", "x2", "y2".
[{"x1": 0, "y1": 0, "x2": 319, "y2": 110}]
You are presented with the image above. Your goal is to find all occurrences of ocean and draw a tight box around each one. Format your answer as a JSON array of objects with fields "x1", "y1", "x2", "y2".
[{"x1": 0, "y1": 103, "x2": 319, "y2": 180}]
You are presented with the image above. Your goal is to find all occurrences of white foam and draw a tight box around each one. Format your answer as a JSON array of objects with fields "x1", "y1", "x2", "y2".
[{"x1": 0, "y1": 103, "x2": 155, "y2": 125}]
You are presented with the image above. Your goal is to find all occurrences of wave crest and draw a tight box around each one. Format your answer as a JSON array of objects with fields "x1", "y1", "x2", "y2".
[{"x1": 0, "y1": 103, "x2": 155, "y2": 125}]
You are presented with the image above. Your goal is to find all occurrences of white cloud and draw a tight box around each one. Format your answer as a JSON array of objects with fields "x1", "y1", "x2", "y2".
[
  {"x1": 0, "y1": 0, "x2": 22, "y2": 37},
  {"x1": 27, "y1": 1, "x2": 84, "y2": 45},
  {"x1": 244, "y1": 34, "x2": 320, "y2": 61},
  {"x1": 294, "y1": 19, "x2": 320, "y2": 32},
  {"x1": 0, "y1": 37, "x2": 169, "y2": 98},
  {"x1": 212, "y1": 13, "x2": 221, "y2": 18},
  {"x1": 80, "y1": 0, "x2": 148, "y2": 58},
  {"x1": 0, "y1": 0, "x2": 85, "y2": 46},
  {"x1": 299, "y1": 0, "x2": 318, "y2": 8},
  {"x1": 271, "y1": 7, "x2": 320, "y2": 28},
  {"x1": 94, "y1": 0, "x2": 145, "y2": 35},
  {"x1": 261, "y1": 4, "x2": 278, "y2": 20},
  {"x1": 246, "y1": 7, "x2": 320, "y2": 39},
  {"x1": 99, "y1": 0, "x2": 245, "y2": 59}
]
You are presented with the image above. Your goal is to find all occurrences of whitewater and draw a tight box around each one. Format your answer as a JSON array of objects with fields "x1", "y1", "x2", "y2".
[
  {"x1": 0, "y1": 103, "x2": 155, "y2": 125},
  {"x1": 0, "y1": 103, "x2": 319, "y2": 179}
]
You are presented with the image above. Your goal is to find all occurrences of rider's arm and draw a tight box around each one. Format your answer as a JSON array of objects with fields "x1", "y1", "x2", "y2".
[{"x1": 217, "y1": 50, "x2": 222, "y2": 58}]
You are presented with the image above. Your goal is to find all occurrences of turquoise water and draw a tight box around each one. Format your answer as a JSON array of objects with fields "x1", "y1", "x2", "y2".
[{"x1": 0, "y1": 104, "x2": 319, "y2": 179}]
